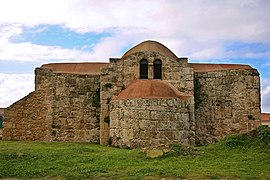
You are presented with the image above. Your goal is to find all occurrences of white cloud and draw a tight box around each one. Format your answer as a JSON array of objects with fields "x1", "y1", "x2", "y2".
[
  {"x1": 0, "y1": 0, "x2": 166, "y2": 32},
  {"x1": 0, "y1": 73, "x2": 34, "y2": 107},
  {"x1": 0, "y1": 40, "x2": 106, "y2": 62},
  {"x1": 261, "y1": 78, "x2": 270, "y2": 112},
  {"x1": 0, "y1": 0, "x2": 270, "y2": 110},
  {"x1": 0, "y1": 25, "x2": 112, "y2": 62},
  {"x1": 0, "y1": 0, "x2": 269, "y2": 62}
]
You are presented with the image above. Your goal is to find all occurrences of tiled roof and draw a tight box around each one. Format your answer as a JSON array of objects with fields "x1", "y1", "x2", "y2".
[
  {"x1": 41, "y1": 62, "x2": 109, "y2": 75},
  {"x1": 121, "y1": 40, "x2": 178, "y2": 60},
  {"x1": 114, "y1": 80, "x2": 191, "y2": 100},
  {"x1": 262, "y1": 113, "x2": 270, "y2": 121},
  {"x1": 189, "y1": 63, "x2": 253, "y2": 72}
]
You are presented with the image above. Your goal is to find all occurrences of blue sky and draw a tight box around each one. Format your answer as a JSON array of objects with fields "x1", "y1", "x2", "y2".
[{"x1": 0, "y1": 0, "x2": 270, "y2": 112}]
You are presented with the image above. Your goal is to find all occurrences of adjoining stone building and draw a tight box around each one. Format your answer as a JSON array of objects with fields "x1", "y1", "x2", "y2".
[{"x1": 3, "y1": 40, "x2": 261, "y2": 147}]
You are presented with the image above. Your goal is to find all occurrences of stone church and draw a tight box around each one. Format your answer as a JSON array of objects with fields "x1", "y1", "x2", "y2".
[{"x1": 3, "y1": 40, "x2": 261, "y2": 148}]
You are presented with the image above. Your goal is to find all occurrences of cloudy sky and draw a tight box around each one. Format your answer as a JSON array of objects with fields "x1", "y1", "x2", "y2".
[{"x1": 0, "y1": 0, "x2": 270, "y2": 112}]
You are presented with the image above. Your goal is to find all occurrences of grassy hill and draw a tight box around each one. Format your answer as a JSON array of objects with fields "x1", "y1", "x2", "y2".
[{"x1": 0, "y1": 126, "x2": 269, "y2": 179}]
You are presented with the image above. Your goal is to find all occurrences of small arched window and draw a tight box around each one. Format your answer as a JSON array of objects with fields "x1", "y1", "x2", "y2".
[
  {"x1": 140, "y1": 59, "x2": 148, "y2": 79},
  {"x1": 154, "y1": 59, "x2": 162, "y2": 79}
]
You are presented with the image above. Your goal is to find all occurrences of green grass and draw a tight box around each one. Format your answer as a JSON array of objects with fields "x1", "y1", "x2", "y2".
[{"x1": 0, "y1": 127, "x2": 269, "y2": 179}]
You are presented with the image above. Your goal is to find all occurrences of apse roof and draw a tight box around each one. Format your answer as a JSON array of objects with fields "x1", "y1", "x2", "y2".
[
  {"x1": 121, "y1": 40, "x2": 178, "y2": 60},
  {"x1": 114, "y1": 80, "x2": 191, "y2": 101},
  {"x1": 41, "y1": 63, "x2": 109, "y2": 75}
]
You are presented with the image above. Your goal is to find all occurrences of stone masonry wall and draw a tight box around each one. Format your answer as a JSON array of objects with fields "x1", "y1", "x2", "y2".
[
  {"x1": 3, "y1": 68, "x2": 54, "y2": 141},
  {"x1": 47, "y1": 71, "x2": 100, "y2": 142},
  {"x1": 100, "y1": 52, "x2": 195, "y2": 145},
  {"x1": 110, "y1": 98, "x2": 195, "y2": 148},
  {"x1": 0, "y1": 109, "x2": 3, "y2": 139},
  {"x1": 3, "y1": 91, "x2": 52, "y2": 141},
  {"x1": 110, "y1": 52, "x2": 194, "y2": 94},
  {"x1": 194, "y1": 69, "x2": 261, "y2": 144},
  {"x1": 3, "y1": 68, "x2": 101, "y2": 142}
]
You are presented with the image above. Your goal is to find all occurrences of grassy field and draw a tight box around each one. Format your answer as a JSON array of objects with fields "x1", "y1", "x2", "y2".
[{"x1": 0, "y1": 127, "x2": 269, "y2": 179}]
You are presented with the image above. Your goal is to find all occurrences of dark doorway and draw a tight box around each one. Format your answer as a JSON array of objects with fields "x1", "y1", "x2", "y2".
[
  {"x1": 154, "y1": 59, "x2": 162, "y2": 79},
  {"x1": 140, "y1": 59, "x2": 148, "y2": 79}
]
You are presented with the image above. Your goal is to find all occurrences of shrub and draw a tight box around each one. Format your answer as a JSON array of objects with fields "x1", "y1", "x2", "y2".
[
  {"x1": 224, "y1": 135, "x2": 246, "y2": 148},
  {"x1": 257, "y1": 125, "x2": 270, "y2": 144},
  {"x1": 222, "y1": 126, "x2": 270, "y2": 148}
]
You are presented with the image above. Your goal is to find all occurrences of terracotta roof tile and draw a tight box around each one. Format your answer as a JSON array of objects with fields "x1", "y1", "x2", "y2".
[
  {"x1": 114, "y1": 80, "x2": 191, "y2": 100},
  {"x1": 262, "y1": 113, "x2": 270, "y2": 121},
  {"x1": 189, "y1": 63, "x2": 253, "y2": 72},
  {"x1": 41, "y1": 62, "x2": 109, "y2": 75},
  {"x1": 121, "y1": 40, "x2": 178, "y2": 60}
]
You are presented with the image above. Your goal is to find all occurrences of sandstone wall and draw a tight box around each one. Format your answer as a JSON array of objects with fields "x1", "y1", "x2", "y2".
[
  {"x1": 194, "y1": 69, "x2": 261, "y2": 144},
  {"x1": 3, "y1": 91, "x2": 52, "y2": 141},
  {"x1": 110, "y1": 98, "x2": 195, "y2": 148},
  {"x1": 100, "y1": 53, "x2": 194, "y2": 145},
  {"x1": 3, "y1": 68, "x2": 54, "y2": 141},
  {"x1": 0, "y1": 109, "x2": 3, "y2": 139},
  {"x1": 108, "y1": 53, "x2": 193, "y2": 94},
  {"x1": 49, "y1": 72, "x2": 100, "y2": 142},
  {"x1": 3, "y1": 68, "x2": 101, "y2": 142}
]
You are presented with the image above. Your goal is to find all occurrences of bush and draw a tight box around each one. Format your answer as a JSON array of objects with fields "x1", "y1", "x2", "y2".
[
  {"x1": 223, "y1": 126, "x2": 270, "y2": 148},
  {"x1": 257, "y1": 125, "x2": 270, "y2": 144},
  {"x1": 224, "y1": 135, "x2": 246, "y2": 148}
]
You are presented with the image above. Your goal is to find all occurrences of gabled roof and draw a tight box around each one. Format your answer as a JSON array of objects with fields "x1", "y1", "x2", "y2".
[
  {"x1": 121, "y1": 40, "x2": 178, "y2": 60},
  {"x1": 114, "y1": 80, "x2": 191, "y2": 101},
  {"x1": 41, "y1": 63, "x2": 109, "y2": 75}
]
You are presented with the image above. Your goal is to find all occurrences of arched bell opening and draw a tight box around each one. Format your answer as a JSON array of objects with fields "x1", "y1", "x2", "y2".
[
  {"x1": 154, "y1": 59, "x2": 162, "y2": 79},
  {"x1": 140, "y1": 59, "x2": 148, "y2": 79}
]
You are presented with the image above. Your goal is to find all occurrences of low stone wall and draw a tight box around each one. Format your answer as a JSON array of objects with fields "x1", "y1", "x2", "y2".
[
  {"x1": 110, "y1": 98, "x2": 195, "y2": 148},
  {"x1": 3, "y1": 91, "x2": 52, "y2": 141},
  {"x1": 194, "y1": 69, "x2": 261, "y2": 144}
]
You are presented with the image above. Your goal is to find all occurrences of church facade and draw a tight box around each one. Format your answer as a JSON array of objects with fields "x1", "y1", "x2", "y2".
[{"x1": 3, "y1": 41, "x2": 261, "y2": 147}]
